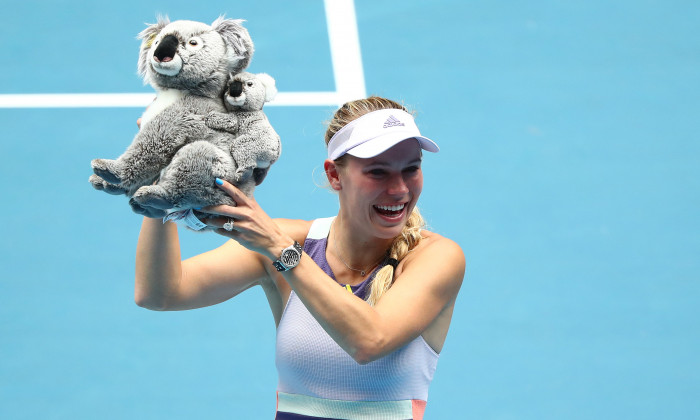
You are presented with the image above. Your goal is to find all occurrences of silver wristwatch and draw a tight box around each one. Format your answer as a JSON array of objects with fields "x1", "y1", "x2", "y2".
[{"x1": 273, "y1": 241, "x2": 303, "y2": 272}]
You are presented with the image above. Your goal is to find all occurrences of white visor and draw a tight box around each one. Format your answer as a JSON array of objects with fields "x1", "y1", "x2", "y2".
[{"x1": 327, "y1": 109, "x2": 439, "y2": 160}]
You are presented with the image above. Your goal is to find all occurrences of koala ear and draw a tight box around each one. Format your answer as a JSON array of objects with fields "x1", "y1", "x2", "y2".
[
  {"x1": 212, "y1": 17, "x2": 255, "y2": 74},
  {"x1": 256, "y1": 73, "x2": 278, "y2": 102},
  {"x1": 137, "y1": 15, "x2": 170, "y2": 81}
]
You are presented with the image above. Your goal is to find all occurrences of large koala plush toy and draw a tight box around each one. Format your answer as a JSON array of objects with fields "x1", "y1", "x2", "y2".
[{"x1": 89, "y1": 17, "x2": 278, "y2": 219}]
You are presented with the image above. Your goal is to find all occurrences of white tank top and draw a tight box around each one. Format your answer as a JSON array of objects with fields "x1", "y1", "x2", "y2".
[{"x1": 275, "y1": 217, "x2": 439, "y2": 401}]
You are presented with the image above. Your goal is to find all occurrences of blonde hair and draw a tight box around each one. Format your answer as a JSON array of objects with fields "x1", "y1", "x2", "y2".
[{"x1": 325, "y1": 97, "x2": 426, "y2": 306}]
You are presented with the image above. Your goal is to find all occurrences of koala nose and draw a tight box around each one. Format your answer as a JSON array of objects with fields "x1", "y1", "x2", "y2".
[
  {"x1": 154, "y1": 35, "x2": 179, "y2": 63},
  {"x1": 229, "y1": 80, "x2": 243, "y2": 98}
]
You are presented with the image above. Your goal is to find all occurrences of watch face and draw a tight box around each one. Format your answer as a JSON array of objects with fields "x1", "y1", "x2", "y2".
[{"x1": 281, "y1": 249, "x2": 300, "y2": 267}]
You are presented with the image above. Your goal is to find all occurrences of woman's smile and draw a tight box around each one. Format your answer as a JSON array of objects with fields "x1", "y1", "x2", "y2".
[{"x1": 373, "y1": 202, "x2": 408, "y2": 222}]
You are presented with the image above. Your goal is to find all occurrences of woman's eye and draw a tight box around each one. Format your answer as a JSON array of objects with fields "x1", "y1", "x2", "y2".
[
  {"x1": 404, "y1": 166, "x2": 420, "y2": 173},
  {"x1": 368, "y1": 169, "x2": 386, "y2": 176}
]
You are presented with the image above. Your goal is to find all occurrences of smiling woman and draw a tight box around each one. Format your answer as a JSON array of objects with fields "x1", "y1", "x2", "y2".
[
  {"x1": 134, "y1": 96, "x2": 465, "y2": 420},
  {"x1": 323, "y1": 99, "x2": 438, "y2": 307}
]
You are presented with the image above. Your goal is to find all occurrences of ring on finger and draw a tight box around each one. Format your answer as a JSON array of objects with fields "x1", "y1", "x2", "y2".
[{"x1": 223, "y1": 219, "x2": 235, "y2": 232}]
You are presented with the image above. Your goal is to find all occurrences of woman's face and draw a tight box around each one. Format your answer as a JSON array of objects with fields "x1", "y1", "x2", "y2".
[{"x1": 334, "y1": 139, "x2": 424, "y2": 239}]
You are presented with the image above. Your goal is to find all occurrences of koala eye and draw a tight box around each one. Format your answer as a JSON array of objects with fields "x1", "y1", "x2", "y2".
[
  {"x1": 246, "y1": 81, "x2": 254, "y2": 87},
  {"x1": 186, "y1": 36, "x2": 204, "y2": 50}
]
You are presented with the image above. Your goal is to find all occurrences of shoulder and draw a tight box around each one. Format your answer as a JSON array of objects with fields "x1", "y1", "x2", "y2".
[
  {"x1": 398, "y1": 230, "x2": 465, "y2": 291},
  {"x1": 414, "y1": 230, "x2": 465, "y2": 265}
]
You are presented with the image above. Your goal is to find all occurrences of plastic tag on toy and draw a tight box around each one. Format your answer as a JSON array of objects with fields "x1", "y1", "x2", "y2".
[{"x1": 163, "y1": 209, "x2": 207, "y2": 231}]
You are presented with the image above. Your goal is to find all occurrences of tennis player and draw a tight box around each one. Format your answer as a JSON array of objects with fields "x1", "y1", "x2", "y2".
[{"x1": 135, "y1": 96, "x2": 465, "y2": 419}]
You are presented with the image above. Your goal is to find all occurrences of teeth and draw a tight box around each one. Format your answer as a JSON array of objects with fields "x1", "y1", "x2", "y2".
[{"x1": 376, "y1": 204, "x2": 405, "y2": 212}]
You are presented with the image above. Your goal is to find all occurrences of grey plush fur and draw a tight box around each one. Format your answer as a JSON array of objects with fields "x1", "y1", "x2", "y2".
[
  {"x1": 89, "y1": 17, "x2": 266, "y2": 218},
  {"x1": 132, "y1": 140, "x2": 245, "y2": 211},
  {"x1": 204, "y1": 72, "x2": 281, "y2": 185},
  {"x1": 131, "y1": 72, "x2": 280, "y2": 211}
]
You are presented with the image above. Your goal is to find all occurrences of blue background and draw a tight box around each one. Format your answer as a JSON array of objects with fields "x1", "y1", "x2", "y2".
[{"x1": 1, "y1": 0, "x2": 698, "y2": 418}]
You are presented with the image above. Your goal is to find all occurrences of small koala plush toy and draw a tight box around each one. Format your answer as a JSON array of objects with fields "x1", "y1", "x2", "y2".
[
  {"x1": 204, "y1": 72, "x2": 281, "y2": 185},
  {"x1": 89, "y1": 17, "x2": 280, "y2": 221}
]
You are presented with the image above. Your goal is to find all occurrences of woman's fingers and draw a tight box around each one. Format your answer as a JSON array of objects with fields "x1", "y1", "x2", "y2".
[
  {"x1": 218, "y1": 217, "x2": 240, "y2": 233},
  {"x1": 215, "y1": 178, "x2": 251, "y2": 206},
  {"x1": 199, "y1": 204, "x2": 241, "y2": 218},
  {"x1": 196, "y1": 179, "x2": 250, "y2": 218},
  {"x1": 198, "y1": 178, "x2": 283, "y2": 257},
  {"x1": 194, "y1": 178, "x2": 249, "y2": 217},
  {"x1": 199, "y1": 212, "x2": 237, "y2": 225},
  {"x1": 200, "y1": 214, "x2": 240, "y2": 233},
  {"x1": 197, "y1": 178, "x2": 277, "y2": 249}
]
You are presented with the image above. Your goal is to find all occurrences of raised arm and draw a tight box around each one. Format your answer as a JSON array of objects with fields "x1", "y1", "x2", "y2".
[
  {"x1": 134, "y1": 217, "x2": 271, "y2": 311},
  {"x1": 206, "y1": 180, "x2": 465, "y2": 364}
]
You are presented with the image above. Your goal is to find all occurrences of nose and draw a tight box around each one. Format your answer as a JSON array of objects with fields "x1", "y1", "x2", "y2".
[
  {"x1": 386, "y1": 173, "x2": 409, "y2": 196},
  {"x1": 229, "y1": 80, "x2": 243, "y2": 97},
  {"x1": 153, "y1": 35, "x2": 178, "y2": 63}
]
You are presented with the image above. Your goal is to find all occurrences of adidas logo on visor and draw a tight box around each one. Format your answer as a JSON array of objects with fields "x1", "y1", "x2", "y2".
[{"x1": 383, "y1": 115, "x2": 405, "y2": 128}]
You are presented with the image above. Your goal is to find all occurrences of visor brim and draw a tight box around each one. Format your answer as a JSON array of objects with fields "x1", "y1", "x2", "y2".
[{"x1": 345, "y1": 134, "x2": 439, "y2": 159}]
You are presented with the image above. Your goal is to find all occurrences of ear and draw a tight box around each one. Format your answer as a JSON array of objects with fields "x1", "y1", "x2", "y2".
[
  {"x1": 137, "y1": 15, "x2": 170, "y2": 81},
  {"x1": 212, "y1": 17, "x2": 254, "y2": 74},
  {"x1": 324, "y1": 159, "x2": 342, "y2": 191},
  {"x1": 256, "y1": 73, "x2": 278, "y2": 102}
]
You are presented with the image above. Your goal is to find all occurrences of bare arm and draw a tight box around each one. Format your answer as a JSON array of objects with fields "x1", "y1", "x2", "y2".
[
  {"x1": 206, "y1": 180, "x2": 465, "y2": 364},
  {"x1": 281, "y1": 236, "x2": 464, "y2": 363},
  {"x1": 134, "y1": 217, "x2": 182, "y2": 310},
  {"x1": 134, "y1": 217, "x2": 272, "y2": 311}
]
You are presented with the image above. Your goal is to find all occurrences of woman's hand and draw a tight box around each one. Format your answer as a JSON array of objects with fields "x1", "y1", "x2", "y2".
[{"x1": 201, "y1": 178, "x2": 293, "y2": 261}]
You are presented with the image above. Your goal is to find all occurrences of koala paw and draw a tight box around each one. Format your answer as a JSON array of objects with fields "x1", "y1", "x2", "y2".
[
  {"x1": 129, "y1": 197, "x2": 168, "y2": 219},
  {"x1": 89, "y1": 174, "x2": 127, "y2": 195},
  {"x1": 91, "y1": 159, "x2": 122, "y2": 184},
  {"x1": 205, "y1": 112, "x2": 238, "y2": 132},
  {"x1": 132, "y1": 185, "x2": 174, "y2": 210},
  {"x1": 252, "y1": 167, "x2": 270, "y2": 186},
  {"x1": 234, "y1": 166, "x2": 256, "y2": 184}
]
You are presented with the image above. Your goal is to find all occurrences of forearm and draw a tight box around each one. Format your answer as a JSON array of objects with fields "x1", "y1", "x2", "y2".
[
  {"x1": 134, "y1": 217, "x2": 183, "y2": 310},
  {"x1": 280, "y1": 255, "x2": 386, "y2": 364}
]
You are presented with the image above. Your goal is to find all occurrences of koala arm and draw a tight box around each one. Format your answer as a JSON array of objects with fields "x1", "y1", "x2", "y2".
[{"x1": 205, "y1": 111, "x2": 240, "y2": 133}]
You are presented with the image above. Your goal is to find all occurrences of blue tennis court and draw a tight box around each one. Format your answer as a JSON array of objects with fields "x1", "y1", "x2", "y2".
[{"x1": 1, "y1": 0, "x2": 698, "y2": 418}]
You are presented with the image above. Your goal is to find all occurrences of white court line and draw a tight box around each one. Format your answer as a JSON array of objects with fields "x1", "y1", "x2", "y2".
[
  {"x1": 0, "y1": 0, "x2": 365, "y2": 109},
  {"x1": 324, "y1": 0, "x2": 366, "y2": 105}
]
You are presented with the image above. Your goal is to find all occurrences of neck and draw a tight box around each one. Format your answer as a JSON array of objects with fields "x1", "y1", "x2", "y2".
[{"x1": 330, "y1": 213, "x2": 393, "y2": 275}]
